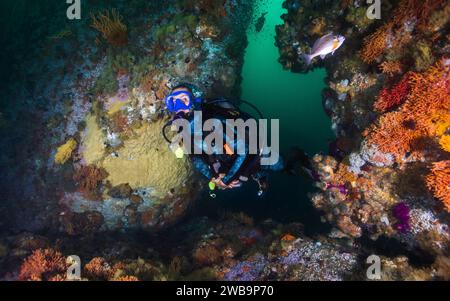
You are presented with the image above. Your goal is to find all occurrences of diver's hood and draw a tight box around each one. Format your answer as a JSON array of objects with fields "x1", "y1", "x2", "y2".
[{"x1": 165, "y1": 90, "x2": 194, "y2": 113}]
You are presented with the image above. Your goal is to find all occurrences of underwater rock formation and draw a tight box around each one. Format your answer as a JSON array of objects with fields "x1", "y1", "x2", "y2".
[
  {"x1": 1, "y1": 0, "x2": 448, "y2": 282},
  {"x1": 0, "y1": 214, "x2": 363, "y2": 281},
  {"x1": 0, "y1": 0, "x2": 254, "y2": 234},
  {"x1": 276, "y1": 0, "x2": 450, "y2": 272}
]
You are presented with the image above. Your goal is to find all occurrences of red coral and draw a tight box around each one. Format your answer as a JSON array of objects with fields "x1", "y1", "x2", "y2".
[
  {"x1": 19, "y1": 249, "x2": 67, "y2": 281},
  {"x1": 374, "y1": 73, "x2": 412, "y2": 113}
]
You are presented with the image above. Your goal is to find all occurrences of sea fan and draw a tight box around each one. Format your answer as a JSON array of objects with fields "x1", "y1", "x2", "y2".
[{"x1": 91, "y1": 9, "x2": 128, "y2": 47}]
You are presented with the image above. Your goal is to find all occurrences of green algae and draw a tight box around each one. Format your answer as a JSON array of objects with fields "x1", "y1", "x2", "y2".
[
  {"x1": 91, "y1": 57, "x2": 118, "y2": 96},
  {"x1": 156, "y1": 24, "x2": 177, "y2": 41}
]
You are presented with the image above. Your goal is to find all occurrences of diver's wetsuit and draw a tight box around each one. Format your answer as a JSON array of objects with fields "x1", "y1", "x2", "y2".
[
  {"x1": 163, "y1": 84, "x2": 283, "y2": 193},
  {"x1": 187, "y1": 99, "x2": 263, "y2": 186}
]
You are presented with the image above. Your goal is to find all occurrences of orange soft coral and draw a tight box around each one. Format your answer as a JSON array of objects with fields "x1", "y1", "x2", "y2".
[
  {"x1": 426, "y1": 160, "x2": 450, "y2": 212},
  {"x1": 379, "y1": 61, "x2": 403, "y2": 76},
  {"x1": 440, "y1": 135, "x2": 450, "y2": 153},
  {"x1": 91, "y1": 9, "x2": 128, "y2": 47},
  {"x1": 403, "y1": 63, "x2": 450, "y2": 133},
  {"x1": 84, "y1": 257, "x2": 114, "y2": 280},
  {"x1": 360, "y1": 0, "x2": 446, "y2": 64},
  {"x1": 360, "y1": 23, "x2": 391, "y2": 64},
  {"x1": 368, "y1": 111, "x2": 424, "y2": 161},
  {"x1": 19, "y1": 249, "x2": 67, "y2": 281},
  {"x1": 368, "y1": 61, "x2": 450, "y2": 161},
  {"x1": 391, "y1": 0, "x2": 445, "y2": 32}
]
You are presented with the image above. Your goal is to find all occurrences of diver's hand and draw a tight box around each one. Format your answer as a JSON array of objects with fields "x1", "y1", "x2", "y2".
[
  {"x1": 211, "y1": 176, "x2": 241, "y2": 190},
  {"x1": 211, "y1": 175, "x2": 228, "y2": 190},
  {"x1": 227, "y1": 180, "x2": 241, "y2": 189},
  {"x1": 212, "y1": 178, "x2": 228, "y2": 190}
]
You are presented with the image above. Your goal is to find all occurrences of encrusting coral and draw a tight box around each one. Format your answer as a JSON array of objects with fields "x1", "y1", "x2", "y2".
[
  {"x1": 91, "y1": 9, "x2": 128, "y2": 47},
  {"x1": 392, "y1": 202, "x2": 411, "y2": 233},
  {"x1": 54, "y1": 138, "x2": 77, "y2": 165},
  {"x1": 81, "y1": 117, "x2": 192, "y2": 197},
  {"x1": 114, "y1": 275, "x2": 139, "y2": 281}
]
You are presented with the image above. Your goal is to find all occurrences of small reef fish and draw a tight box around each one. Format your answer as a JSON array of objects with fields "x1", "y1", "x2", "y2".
[
  {"x1": 255, "y1": 12, "x2": 268, "y2": 33},
  {"x1": 301, "y1": 33, "x2": 345, "y2": 65}
]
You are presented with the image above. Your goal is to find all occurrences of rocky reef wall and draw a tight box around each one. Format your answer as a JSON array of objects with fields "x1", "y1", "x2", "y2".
[
  {"x1": 0, "y1": 0, "x2": 255, "y2": 234},
  {"x1": 0, "y1": 0, "x2": 449, "y2": 281},
  {"x1": 276, "y1": 0, "x2": 450, "y2": 269}
]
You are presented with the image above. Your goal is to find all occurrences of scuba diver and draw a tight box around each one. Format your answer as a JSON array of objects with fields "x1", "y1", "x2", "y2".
[{"x1": 162, "y1": 84, "x2": 284, "y2": 197}]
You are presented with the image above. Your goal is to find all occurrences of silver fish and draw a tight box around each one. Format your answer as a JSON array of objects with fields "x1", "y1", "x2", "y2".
[{"x1": 301, "y1": 33, "x2": 345, "y2": 65}]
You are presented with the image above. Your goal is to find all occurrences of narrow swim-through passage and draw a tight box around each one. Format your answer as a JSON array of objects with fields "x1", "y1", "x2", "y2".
[{"x1": 213, "y1": 0, "x2": 334, "y2": 233}]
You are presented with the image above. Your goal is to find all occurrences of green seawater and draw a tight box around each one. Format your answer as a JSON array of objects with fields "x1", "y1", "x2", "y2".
[
  {"x1": 242, "y1": 0, "x2": 333, "y2": 153},
  {"x1": 214, "y1": 0, "x2": 333, "y2": 233}
]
